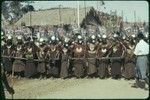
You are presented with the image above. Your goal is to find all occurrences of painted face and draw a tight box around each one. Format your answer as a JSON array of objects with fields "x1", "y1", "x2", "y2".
[
  {"x1": 77, "y1": 35, "x2": 82, "y2": 40},
  {"x1": 133, "y1": 40, "x2": 136, "y2": 43},
  {"x1": 41, "y1": 51, "x2": 44, "y2": 55},
  {"x1": 51, "y1": 36, "x2": 56, "y2": 41},
  {"x1": 92, "y1": 40, "x2": 96, "y2": 44},
  {"x1": 28, "y1": 47, "x2": 32, "y2": 52},
  {"x1": 129, "y1": 45, "x2": 135, "y2": 50},
  {"x1": 113, "y1": 47, "x2": 117, "y2": 52},
  {"x1": 91, "y1": 35, "x2": 96, "y2": 39},
  {"x1": 39, "y1": 42, "x2": 44, "y2": 46},
  {"x1": 101, "y1": 48, "x2": 107, "y2": 53},
  {"x1": 123, "y1": 36, "x2": 126, "y2": 40},
  {"x1": 35, "y1": 42, "x2": 40, "y2": 47},
  {"x1": 79, "y1": 40, "x2": 82, "y2": 44},
  {"x1": 51, "y1": 45, "x2": 56, "y2": 51},
  {"x1": 17, "y1": 46, "x2": 22, "y2": 51},
  {"x1": 89, "y1": 43, "x2": 95, "y2": 51},
  {"x1": 63, "y1": 48, "x2": 68, "y2": 53},
  {"x1": 2, "y1": 41, "x2": 5, "y2": 46}
]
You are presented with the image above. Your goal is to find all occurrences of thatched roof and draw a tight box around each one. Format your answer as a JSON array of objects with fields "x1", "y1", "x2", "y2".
[{"x1": 15, "y1": 7, "x2": 91, "y2": 26}]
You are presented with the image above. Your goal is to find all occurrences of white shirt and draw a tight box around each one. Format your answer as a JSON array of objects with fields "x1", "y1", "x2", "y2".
[{"x1": 134, "y1": 39, "x2": 149, "y2": 55}]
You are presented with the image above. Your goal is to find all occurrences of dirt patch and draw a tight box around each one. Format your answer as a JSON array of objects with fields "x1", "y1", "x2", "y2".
[{"x1": 5, "y1": 78, "x2": 149, "y2": 99}]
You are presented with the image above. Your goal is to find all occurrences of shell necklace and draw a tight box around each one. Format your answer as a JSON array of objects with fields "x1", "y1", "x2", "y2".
[{"x1": 76, "y1": 47, "x2": 82, "y2": 53}]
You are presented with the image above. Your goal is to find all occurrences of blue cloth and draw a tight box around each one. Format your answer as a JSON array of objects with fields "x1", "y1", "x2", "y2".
[{"x1": 135, "y1": 56, "x2": 148, "y2": 79}]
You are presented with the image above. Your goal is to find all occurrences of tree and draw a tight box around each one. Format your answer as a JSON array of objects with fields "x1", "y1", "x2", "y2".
[
  {"x1": 1, "y1": 1, "x2": 34, "y2": 25},
  {"x1": 22, "y1": 1, "x2": 34, "y2": 11},
  {"x1": 2, "y1": 1, "x2": 23, "y2": 24},
  {"x1": 2, "y1": 1, "x2": 10, "y2": 21},
  {"x1": 21, "y1": 5, "x2": 34, "y2": 14},
  {"x1": 27, "y1": 5, "x2": 34, "y2": 11}
]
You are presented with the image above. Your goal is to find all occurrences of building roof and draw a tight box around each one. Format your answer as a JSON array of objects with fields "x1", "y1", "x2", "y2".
[{"x1": 15, "y1": 7, "x2": 91, "y2": 26}]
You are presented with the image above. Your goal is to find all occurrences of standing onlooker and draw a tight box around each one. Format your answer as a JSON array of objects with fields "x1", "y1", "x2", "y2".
[
  {"x1": 132, "y1": 32, "x2": 149, "y2": 90},
  {"x1": 1, "y1": 63, "x2": 15, "y2": 99}
]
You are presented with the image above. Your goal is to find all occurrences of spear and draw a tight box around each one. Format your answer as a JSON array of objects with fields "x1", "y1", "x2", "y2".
[
  {"x1": 59, "y1": 5, "x2": 62, "y2": 25},
  {"x1": 77, "y1": 1, "x2": 80, "y2": 28},
  {"x1": 134, "y1": 10, "x2": 136, "y2": 23},
  {"x1": 121, "y1": 10, "x2": 123, "y2": 22},
  {"x1": 11, "y1": 65, "x2": 14, "y2": 99}
]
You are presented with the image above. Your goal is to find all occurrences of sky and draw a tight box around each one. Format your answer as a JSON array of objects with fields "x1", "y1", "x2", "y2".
[{"x1": 24, "y1": 1, "x2": 149, "y2": 22}]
